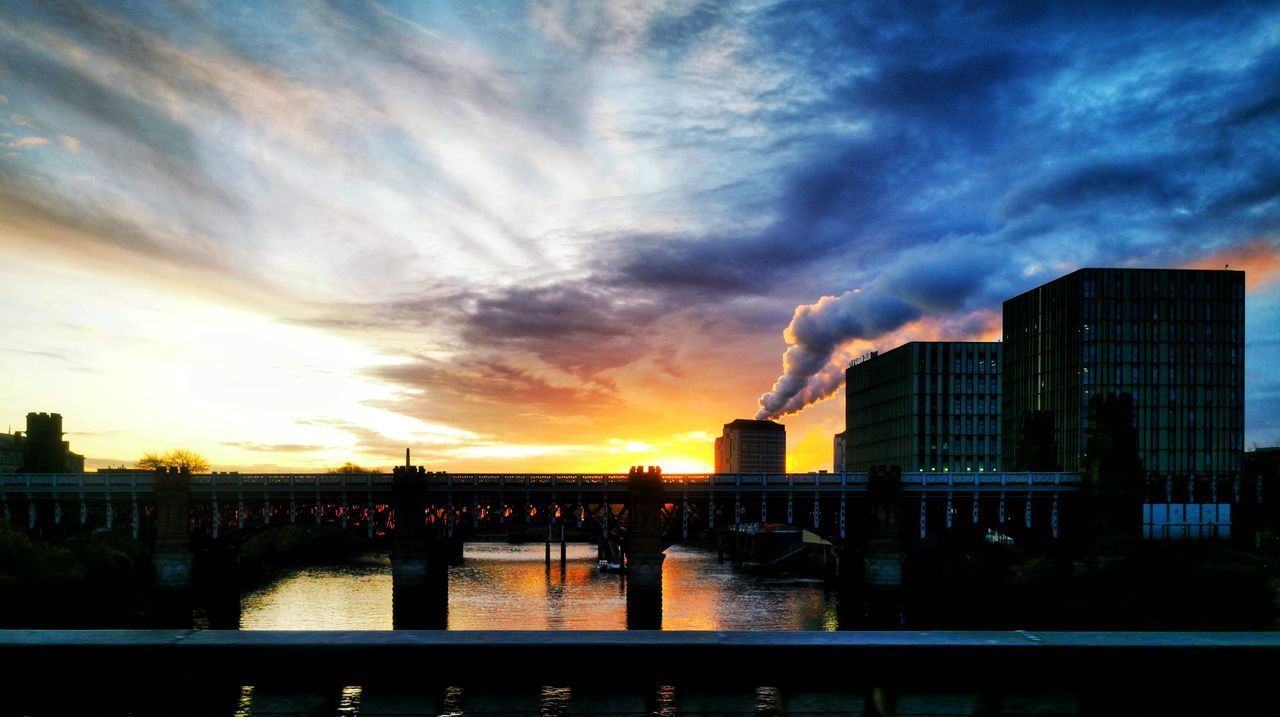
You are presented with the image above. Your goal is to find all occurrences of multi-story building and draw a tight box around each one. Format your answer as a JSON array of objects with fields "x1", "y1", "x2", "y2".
[
  {"x1": 845, "y1": 342, "x2": 1002, "y2": 473},
  {"x1": 833, "y1": 431, "x2": 846, "y2": 474},
  {"x1": 0, "y1": 432, "x2": 21, "y2": 473},
  {"x1": 4, "y1": 413, "x2": 86, "y2": 473},
  {"x1": 714, "y1": 419, "x2": 786, "y2": 473},
  {"x1": 1002, "y1": 268, "x2": 1244, "y2": 479}
]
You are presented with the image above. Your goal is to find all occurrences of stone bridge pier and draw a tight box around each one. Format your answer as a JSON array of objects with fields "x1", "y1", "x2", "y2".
[
  {"x1": 863, "y1": 465, "x2": 905, "y2": 625},
  {"x1": 152, "y1": 467, "x2": 195, "y2": 626},
  {"x1": 153, "y1": 467, "x2": 193, "y2": 590},
  {"x1": 390, "y1": 465, "x2": 448, "y2": 629},
  {"x1": 625, "y1": 465, "x2": 665, "y2": 630}
]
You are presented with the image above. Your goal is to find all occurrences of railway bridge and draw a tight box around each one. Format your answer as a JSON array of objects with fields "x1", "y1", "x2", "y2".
[
  {"x1": 1, "y1": 464, "x2": 1084, "y2": 627},
  {"x1": 0, "y1": 466, "x2": 1080, "y2": 544}
]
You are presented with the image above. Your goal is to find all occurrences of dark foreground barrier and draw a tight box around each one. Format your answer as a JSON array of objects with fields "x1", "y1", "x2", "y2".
[{"x1": 1, "y1": 630, "x2": 1277, "y2": 716}]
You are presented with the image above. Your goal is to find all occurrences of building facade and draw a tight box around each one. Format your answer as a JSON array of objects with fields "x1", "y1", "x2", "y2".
[
  {"x1": 833, "y1": 431, "x2": 846, "y2": 474},
  {"x1": 714, "y1": 419, "x2": 786, "y2": 473},
  {"x1": 845, "y1": 342, "x2": 1002, "y2": 473},
  {"x1": 0, "y1": 432, "x2": 21, "y2": 473},
  {"x1": 1002, "y1": 268, "x2": 1244, "y2": 479},
  {"x1": 3, "y1": 413, "x2": 85, "y2": 473}
]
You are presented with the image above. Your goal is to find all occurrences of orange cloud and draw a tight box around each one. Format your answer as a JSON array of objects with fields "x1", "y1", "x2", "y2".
[
  {"x1": 864, "y1": 308, "x2": 1003, "y2": 350},
  {"x1": 1185, "y1": 237, "x2": 1280, "y2": 292}
]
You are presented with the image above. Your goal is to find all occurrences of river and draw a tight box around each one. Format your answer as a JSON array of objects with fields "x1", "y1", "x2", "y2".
[{"x1": 240, "y1": 543, "x2": 838, "y2": 631}]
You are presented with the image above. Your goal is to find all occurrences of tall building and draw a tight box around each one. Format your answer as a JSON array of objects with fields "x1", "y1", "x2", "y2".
[
  {"x1": 714, "y1": 419, "x2": 786, "y2": 473},
  {"x1": 845, "y1": 342, "x2": 1002, "y2": 472},
  {"x1": 1002, "y1": 268, "x2": 1244, "y2": 479},
  {"x1": 6, "y1": 413, "x2": 86, "y2": 473},
  {"x1": 833, "y1": 431, "x2": 846, "y2": 474}
]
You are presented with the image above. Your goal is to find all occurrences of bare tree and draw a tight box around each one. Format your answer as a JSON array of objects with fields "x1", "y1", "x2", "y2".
[
  {"x1": 136, "y1": 449, "x2": 210, "y2": 472},
  {"x1": 330, "y1": 462, "x2": 378, "y2": 474}
]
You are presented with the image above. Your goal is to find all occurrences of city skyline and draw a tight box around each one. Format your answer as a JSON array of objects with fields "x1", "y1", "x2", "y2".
[{"x1": 2, "y1": 2, "x2": 1279, "y2": 473}]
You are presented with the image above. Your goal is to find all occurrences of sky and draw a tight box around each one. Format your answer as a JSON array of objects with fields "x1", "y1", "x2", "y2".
[{"x1": 1, "y1": 1, "x2": 1278, "y2": 473}]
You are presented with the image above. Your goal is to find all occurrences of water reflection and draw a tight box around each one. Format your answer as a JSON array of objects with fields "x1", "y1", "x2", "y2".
[{"x1": 241, "y1": 543, "x2": 837, "y2": 631}]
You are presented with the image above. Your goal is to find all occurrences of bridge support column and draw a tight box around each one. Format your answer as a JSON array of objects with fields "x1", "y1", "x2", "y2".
[
  {"x1": 391, "y1": 466, "x2": 447, "y2": 629},
  {"x1": 211, "y1": 492, "x2": 220, "y2": 539},
  {"x1": 682, "y1": 491, "x2": 689, "y2": 539},
  {"x1": 625, "y1": 466, "x2": 665, "y2": 630},
  {"x1": 861, "y1": 465, "x2": 904, "y2": 626},
  {"x1": 839, "y1": 493, "x2": 846, "y2": 539},
  {"x1": 154, "y1": 467, "x2": 193, "y2": 592}
]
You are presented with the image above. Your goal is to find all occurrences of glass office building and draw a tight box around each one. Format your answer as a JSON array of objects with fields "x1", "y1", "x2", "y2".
[
  {"x1": 845, "y1": 342, "x2": 1002, "y2": 473},
  {"x1": 1002, "y1": 268, "x2": 1244, "y2": 479}
]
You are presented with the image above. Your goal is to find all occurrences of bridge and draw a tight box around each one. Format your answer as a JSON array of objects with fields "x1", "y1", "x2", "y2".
[
  {"x1": 0, "y1": 469, "x2": 1080, "y2": 542},
  {"x1": 0, "y1": 466, "x2": 1089, "y2": 629}
]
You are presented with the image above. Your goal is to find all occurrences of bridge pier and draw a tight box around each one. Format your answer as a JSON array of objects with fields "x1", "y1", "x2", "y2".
[
  {"x1": 153, "y1": 467, "x2": 193, "y2": 591},
  {"x1": 861, "y1": 465, "x2": 905, "y2": 627},
  {"x1": 625, "y1": 466, "x2": 665, "y2": 630},
  {"x1": 391, "y1": 466, "x2": 448, "y2": 629},
  {"x1": 151, "y1": 467, "x2": 195, "y2": 627}
]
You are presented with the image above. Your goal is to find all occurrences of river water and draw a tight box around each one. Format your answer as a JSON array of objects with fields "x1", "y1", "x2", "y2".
[{"x1": 240, "y1": 543, "x2": 838, "y2": 631}]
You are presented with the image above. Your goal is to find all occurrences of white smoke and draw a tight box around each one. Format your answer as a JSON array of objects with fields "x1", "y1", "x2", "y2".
[{"x1": 755, "y1": 288, "x2": 921, "y2": 419}]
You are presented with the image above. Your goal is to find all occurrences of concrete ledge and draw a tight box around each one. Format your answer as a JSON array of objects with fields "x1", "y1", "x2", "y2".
[{"x1": 2, "y1": 630, "x2": 1280, "y2": 689}]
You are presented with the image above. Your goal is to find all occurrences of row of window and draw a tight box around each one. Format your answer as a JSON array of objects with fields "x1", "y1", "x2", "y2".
[
  {"x1": 1080, "y1": 272, "x2": 1244, "y2": 301},
  {"x1": 1082, "y1": 299, "x2": 1243, "y2": 322},
  {"x1": 1082, "y1": 366, "x2": 1241, "y2": 387},
  {"x1": 1081, "y1": 342, "x2": 1240, "y2": 364},
  {"x1": 1082, "y1": 320, "x2": 1240, "y2": 343},
  {"x1": 914, "y1": 377, "x2": 1003, "y2": 393}
]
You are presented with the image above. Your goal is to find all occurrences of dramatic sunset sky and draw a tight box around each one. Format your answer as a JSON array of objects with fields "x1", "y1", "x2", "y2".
[{"x1": 1, "y1": 1, "x2": 1278, "y2": 473}]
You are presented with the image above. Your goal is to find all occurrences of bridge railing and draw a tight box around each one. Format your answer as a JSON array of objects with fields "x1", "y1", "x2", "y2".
[
  {"x1": 904, "y1": 472, "x2": 1081, "y2": 489},
  {"x1": 0, "y1": 471, "x2": 1081, "y2": 496},
  {"x1": 1, "y1": 630, "x2": 1275, "y2": 716}
]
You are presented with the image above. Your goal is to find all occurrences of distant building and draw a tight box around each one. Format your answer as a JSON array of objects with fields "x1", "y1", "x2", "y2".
[
  {"x1": 714, "y1": 419, "x2": 786, "y2": 473},
  {"x1": 0, "y1": 432, "x2": 21, "y2": 473},
  {"x1": 2, "y1": 413, "x2": 85, "y2": 473},
  {"x1": 833, "y1": 431, "x2": 847, "y2": 473},
  {"x1": 845, "y1": 342, "x2": 1003, "y2": 472},
  {"x1": 1002, "y1": 268, "x2": 1244, "y2": 480}
]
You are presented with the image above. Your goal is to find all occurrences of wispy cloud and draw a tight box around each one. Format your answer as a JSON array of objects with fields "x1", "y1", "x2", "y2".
[
  {"x1": 1, "y1": 0, "x2": 1278, "y2": 465},
  {"x1": 4, "y1": 135, "x2": 48, "y2": 149}
]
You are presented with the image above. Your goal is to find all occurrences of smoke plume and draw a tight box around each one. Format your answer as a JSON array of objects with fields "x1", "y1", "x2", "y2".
[{"x1": 755, "y1": 289, "x2": 921, "y2": 419}]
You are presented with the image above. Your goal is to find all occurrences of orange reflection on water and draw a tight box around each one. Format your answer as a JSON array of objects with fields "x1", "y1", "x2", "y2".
[{"x1": 241, "y1": 544, "x2": 836, "y2": 631}]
